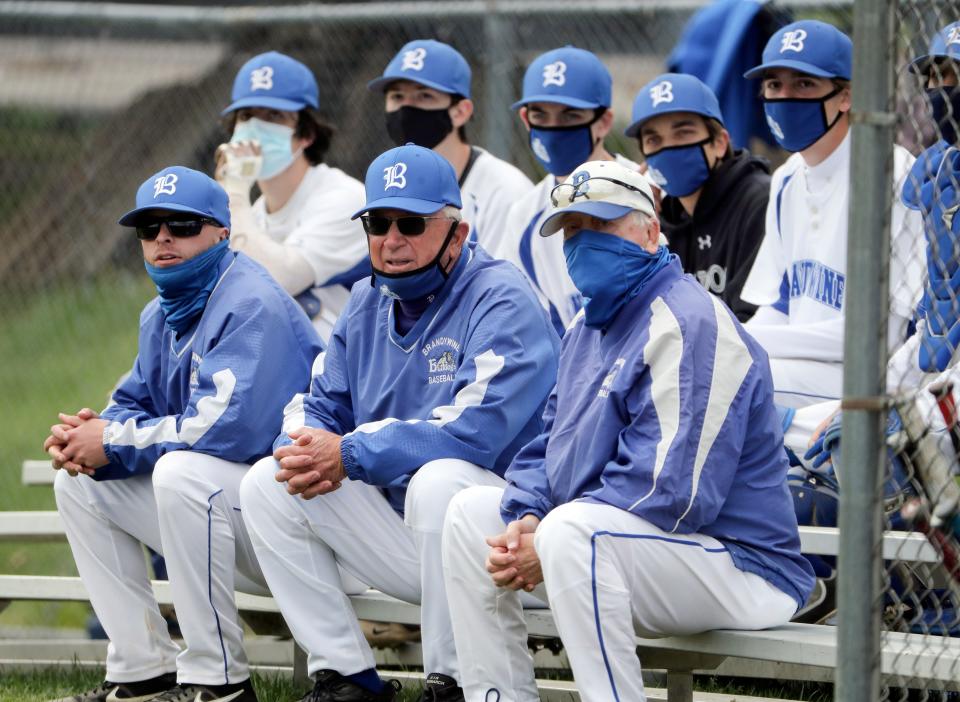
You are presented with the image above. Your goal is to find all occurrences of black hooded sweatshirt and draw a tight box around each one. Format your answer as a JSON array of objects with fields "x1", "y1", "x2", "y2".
[{"x1": 658, "y1": 148, "x2": 770, "y2": 322}]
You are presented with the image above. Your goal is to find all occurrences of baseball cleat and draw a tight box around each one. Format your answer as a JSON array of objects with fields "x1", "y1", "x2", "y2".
[
  {"x1": 47, "y1": 672, "x2": 177, "y2": 702},
  {"x1": 299, "y1": 670, "x2": 400, "y2": 702},
  {"x1": 418, "y1": 673, "x2": 464, "y2": 702},
  {"x1": 150, "y1": 678, "x2": 258, "y2": 702}
]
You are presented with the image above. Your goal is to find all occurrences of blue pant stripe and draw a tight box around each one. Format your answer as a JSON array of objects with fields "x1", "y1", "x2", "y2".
[{"x1": 206, "y1": 489, "x2": 230, "y2": 684}]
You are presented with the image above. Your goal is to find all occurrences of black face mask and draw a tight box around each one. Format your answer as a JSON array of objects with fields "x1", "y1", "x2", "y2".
[
  {"x1": 927, "y1": 86, "x2": 960, "y2": 146},
  {"x1": 385, "y1": 106, "x2": 454, "y2": 149}
]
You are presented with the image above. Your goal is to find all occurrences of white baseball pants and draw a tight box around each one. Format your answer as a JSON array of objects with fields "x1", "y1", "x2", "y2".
[
  {"x1": 768, "y1": 358, "x2": 844, "y2": 408},
  {"x1": 442, "y1": 487, "x2": 797, "y2": 702},
  {"x1": 239, "y1": 456, "x2": 504, "y2": 680}
]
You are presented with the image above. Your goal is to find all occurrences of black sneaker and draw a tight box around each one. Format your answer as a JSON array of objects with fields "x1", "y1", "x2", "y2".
[
  {"x1": 300, "y1": 670, "x2": 400, "y2": 702},
  {"x1": 419, "y1": 674, "x2": 464, "y2": 702},
  {"x1": 151, "y1": 678, "x2": 258, "y2": 702},
  {"x1": 48, "y1": 672, "x2": 177, "y2": 702}
]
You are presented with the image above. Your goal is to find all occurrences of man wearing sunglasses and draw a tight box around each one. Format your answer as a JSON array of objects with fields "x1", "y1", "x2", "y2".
[
  {"x1": 626, "y1": 73, "x2": 769, "y2": 322},
  {"x1": 44, "y1": 166, "x2": 322, "y2": 702},
  {"x1": 368, "y1": 39, "x2": 533, "y2": 254},
  {"x1": 442, "y1": 159, "x2": 814, "y2": 702},
  {"x1": 492, "y1": 46, "x2": 645, "y2": 337},
  {"x1": 216, "y1": 51, "x2": 369, "y2": 341},
  {"x1": 738, "y1": 20, "x2": 923, "y2": 408},
  {"x1": 240, "y1": 144, "x2": 559, "y2": 702}
]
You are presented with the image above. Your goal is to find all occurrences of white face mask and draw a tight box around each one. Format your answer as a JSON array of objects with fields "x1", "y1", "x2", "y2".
[{"x1": 230, "y1": 117, "x2": 302, "y2": 179}]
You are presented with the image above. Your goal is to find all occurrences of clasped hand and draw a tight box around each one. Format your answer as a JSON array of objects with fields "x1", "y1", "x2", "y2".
[
  {"x1": 43, "y1": 408, "x2": 109, "y2": 477},
  {"x1": 273, "y1": 427, "x2": 345, "y2": 499},
  {"x1": 486, "y1": 514, "x2": 543, "y2": 592}
]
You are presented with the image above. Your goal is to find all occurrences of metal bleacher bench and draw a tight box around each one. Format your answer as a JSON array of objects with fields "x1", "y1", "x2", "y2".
[{"x1": 5, "y1": 461, "x2": 959, "y2": 701}]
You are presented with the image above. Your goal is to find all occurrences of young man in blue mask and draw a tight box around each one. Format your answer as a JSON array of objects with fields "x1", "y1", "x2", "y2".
[
  {"x1": 492, "y1": 46, "x2": 645, "y2": 336},
  {"x1": 43, "y1": 167, "x2": 323, "y2": 702},
  {"x1": 442, "y1": 159, "x2": 814, "y2": 702},
  {"x1": 626, "y1": 72, "x2": 769, "y2": 322},
  {"x1": 739, "y1": 20, "x2": 924, "y2": 407},
  {"x1": 368, "y1": 39, "x2": 533, "y2": 255},
  {"x1": 216, "y1": 51, "x2": 369, "y2": 341},
  {"x1": 238, "y1": 144, "x2": 559, "y2": 702}
]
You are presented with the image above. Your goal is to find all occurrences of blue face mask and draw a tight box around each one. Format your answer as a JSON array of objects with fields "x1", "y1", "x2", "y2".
[
  {"x1": 528, "y1": 110, "x2": 604, "y2": 177},
  {"x1": 762, "y1": 86, "x2": 844, "y2": 153},
  {"x1": 144, "y1": 239, "x2": 229, "y2": 335},
  {"x1": 231, "y1": 117, "x2": 301, "y2": 179},
  {"x1": 644, "y1": 138, "x2": 714, "y2": 197},
  {"x1": 563, "y1": 230, "x2": 671, "y2": 329},
  {"x1": 371, "y1": 221, "x2": 458, "y2": 301},
  {"x1": 927, "y1": 86, "x2": 960, "y2": 146}
]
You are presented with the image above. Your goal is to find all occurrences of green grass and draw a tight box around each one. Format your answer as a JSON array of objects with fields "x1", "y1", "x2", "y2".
[
  {"x1": 0, "y1": 272, "x2": 155, "y2": 628},
  {"x1": 0, "y1": 668, "x2": 427, "y2": 702}
]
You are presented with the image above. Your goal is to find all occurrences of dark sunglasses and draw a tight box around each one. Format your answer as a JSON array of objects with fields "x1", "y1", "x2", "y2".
[
  {"x1": 360, "y1": 215, "x2": 455, "y2": 237},
  {"x1": 135, "y1": 218, "x2": 216, "y2": 241}
]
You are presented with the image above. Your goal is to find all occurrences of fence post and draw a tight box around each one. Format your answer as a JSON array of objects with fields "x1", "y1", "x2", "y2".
[
  {"x1": 482, "y1": 4, "x2": 515, "y2": 161},
  {"x1": 837, "y1": 1, "x2": 897, "y2": 700}
]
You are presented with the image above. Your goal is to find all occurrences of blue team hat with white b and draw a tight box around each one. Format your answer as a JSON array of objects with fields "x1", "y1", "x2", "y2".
[
  {"x1": 118, "y1": 166, "x2": 231, "y2": 228},
  {"x1": 624, "y1": 73, "x2": 724, "y2": 138},
  {"x1": 367, "y1": 40, "x2": 472, "y2": 98},
  {"x1": 908, "y1": 21, "x2": 960, "y2": 74},
  {"x1": 351, "y1": 144, "x2": 462, "y2": 219},
  {"x1": 222, "y1": 51, "x2": 319, "y2": 115},
  {"x1": 511, "y1": 46, "x2": 612, "y2": 110},
  {"x1": 743, "y1": 20, "x2": 852, "y2": 81}
]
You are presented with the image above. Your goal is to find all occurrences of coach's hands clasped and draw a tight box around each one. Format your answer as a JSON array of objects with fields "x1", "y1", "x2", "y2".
[
  {"x1": 43, "y1": 407, "x2": 110, "y2": 477},
  {"x1": 486, "y1": 514, "x2": 543, "y2": 592},
  {"x1": 274, "y1": 427, "x2": 345, "y2": 499}
]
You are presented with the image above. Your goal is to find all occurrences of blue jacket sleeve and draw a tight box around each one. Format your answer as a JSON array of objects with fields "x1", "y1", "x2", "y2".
[
  {"x1": 500, "y1": 385, "x2": 557, "y2": 523},
  {"x1": 99, "y1": 296, "x2": 315, "y2": 478},
  {"x1": 274, "y1": 310, "x2": 355, "y2": 452},
  {"x1": 600, "y1": 303, "x2": 755, "y2": 533},
  {"x1": 339, "y1": 295, "x2": 559, "y2": 486}
]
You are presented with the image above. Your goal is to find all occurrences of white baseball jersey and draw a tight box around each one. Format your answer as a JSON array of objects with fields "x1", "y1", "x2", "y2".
[
  {"x1": 741, "y1": 133, "x2": 924, "y2": 406},
  {"x1": 251, "y1": 163, "x2": 369, "y2": 340},
  {"x1": 459, "y1": 146, "x2": 534, "y2": 255},
  {"x1": 493, "y1": 154, "x2": 640, "y2": 336}
]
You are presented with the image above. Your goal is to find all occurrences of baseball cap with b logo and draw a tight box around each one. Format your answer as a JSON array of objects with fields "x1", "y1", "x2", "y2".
[
  {"x1": 222, "y1": 51, "x2": 319, "y2": 115},
  {"x1": 351, "y1": 143, "x2": 463, "y2": 218},
  {"x1": 511, "y1": 46, "x2": 612, "y2": 110},
  {"x1": 367, "y1": 40, "x2": 472, "y2": 98},
  {"x1": 908, "y1": 21, "x2": 960, "y2": 75},
  {"x1": 118, "y1": 166, "x2": 231, "y2": 228},
  {"x1": 743, "y1": 20, "x2": 852, "y2": 80},
  {"x1": 625, "y1": 73, "x2": 724, "y2": 137}
]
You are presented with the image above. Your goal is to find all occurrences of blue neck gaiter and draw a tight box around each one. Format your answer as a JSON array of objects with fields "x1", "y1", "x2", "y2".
[
  {"x1": 644, "y1": 138, "x2": 713, "y2": 197},
  {"x1": 563, "y1": 230, "x2": 670, "y2": 329},
  {"x1": 145, "y1": 239, "x2": 229, "y2": 335},
  {"x1": 372, "y1": 222, "x2": 457, "y2": 301}
]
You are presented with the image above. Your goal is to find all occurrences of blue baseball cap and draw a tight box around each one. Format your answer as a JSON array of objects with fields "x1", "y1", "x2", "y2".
[
  {"x1": 119, "y1": 166, "x2": 231, "y2": 228},
  {"x1": 624, "y1": 73, "x2": 724, "y2": 138},
  {"x1": 367, "y1": 40, "x2": 472, "y2": 98},
  {"x1": 222, "y1": 51, "x2": 319, "y2": 115},
  {"x1": 743, "y1": 20, "x2": 852, "y2": 81},
  {"x1": 351, "y1": 144, "x2": 463, "y2": 219},
  {"x1": 908, "y1": 21, "x2": 960, "y2": 75},
  {"x1": 511, "y1": 46, "x2": 612, "y2": 111}
]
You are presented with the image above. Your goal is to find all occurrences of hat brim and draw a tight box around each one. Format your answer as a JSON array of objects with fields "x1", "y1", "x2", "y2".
[
  {"x1": 539, "y1": 202, "x2": 633, "y2": 237},
  {"x1": 510, "y1": 94, "x2": 604, "y2": 111},
  {"x1": 118, "y1": 203, "x2": 224, "y2": 227},
  {"x1": 906, "y1": 53, "x2": 960, "y2": 75},
  {"x1": 221, "y1": 95, "x2": 313, "y2": 115},
  {"x1": 743, "y1": 59, "x2": 844, "y2": 80},
  {"x1": 351, "y1": 196, "x2": 457, "y2": 220},
  {"x1": 623, "y1": 107, "x2": 724, "y2": 138},
  {"x1": 366, "y1": 75, "x2": 464, "y2": 97}
]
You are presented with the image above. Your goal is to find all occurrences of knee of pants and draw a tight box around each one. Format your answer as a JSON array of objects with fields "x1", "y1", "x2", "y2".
[
  {"x1": 53, "y1": 468, "x2": 84, "y2": 506},
  {"x1": 405, "y1": 458, "x2": 485, "y2": 533},
  {"x1": 535, "y1": 503, "x2": 594, "y2": 580},
  {"x1": 443, "y1": 486, "x2": 503, "y2": 544},
  {"x1": 238, "y1": 456, "x2": 281, "y2": 513},
  {"x1": 151, "y1": 450, "x2": 197, "y2": 494}
]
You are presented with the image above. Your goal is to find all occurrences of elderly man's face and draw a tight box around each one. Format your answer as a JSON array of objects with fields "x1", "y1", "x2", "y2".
[
  {"x1": 138, "y1": 211, "x2": 228, "y2": 268},
  {"x1": 366, "y1": 208, "x2": 467, "y2": 275},
  {"x1": 559, "y1": 211, "x2": 660, "y2": 253}
]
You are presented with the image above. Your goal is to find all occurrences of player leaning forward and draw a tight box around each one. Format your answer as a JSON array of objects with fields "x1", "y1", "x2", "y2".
[
  {"x1": 45, "y1": 167, "x2": 322, "y2": 702},
  {"x1": 442, "y1": 160, "x2": 815, "y2": 702},
  {"x1": 239, "y1": 144, "x2": 560, "y2": 702}
]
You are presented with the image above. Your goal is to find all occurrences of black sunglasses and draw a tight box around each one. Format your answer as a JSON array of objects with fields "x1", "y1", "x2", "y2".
[
  {"x1": 135, "y1": 218, "x2": 216, "y2": 241},
  {"x1": 360, "y1": 215, "x2": 455, "y2": 237}
]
